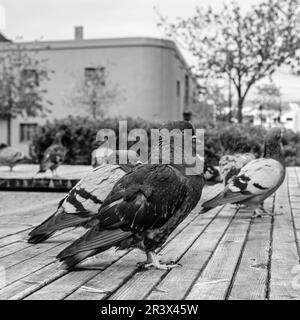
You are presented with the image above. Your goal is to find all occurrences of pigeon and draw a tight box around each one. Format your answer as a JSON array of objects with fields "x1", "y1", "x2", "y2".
[
  {"x1": 38, "y1": 131, "x2": 66, "y2": 176},
  {"x1": 91, "y1": 140, "x2": 114, "y2": 168},
  {"x1": 56, "y1": 121, "x2": 205, "y2": 270},
  {"x1": 201, "y1": 128, "x2": 285, "y2": 217},
  {"x1": 0, "y1": 143, "x2": 27, "y2": 171},
  {"x1": 28, "y1": 122, "x2": 179, "y2": 244},
  {"x1": 28, "y1": 162, "x2": 139, "y2": 244}
]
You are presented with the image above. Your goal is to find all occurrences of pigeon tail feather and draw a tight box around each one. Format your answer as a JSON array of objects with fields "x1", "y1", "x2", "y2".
[
  {"x1": 28, "y1": 207, "x2": 91, "y2": 243},
  {"x1": 57, "y1": 227, "x2": 132, "y2": 263},
  {"x1": 201, "y1": 190, "x2": 252, "y2": 209}
]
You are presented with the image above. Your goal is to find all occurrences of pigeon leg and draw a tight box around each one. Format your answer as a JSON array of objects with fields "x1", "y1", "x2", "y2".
[
  {"x1": 138, "y1": 251, "x2": 182, "y2": 270},
  {"x1": 254, "y1": 204, "x2": 274, "y2": 218},
  {"x1": 52, "y1": 168, "x2": 58, "y2": 177}
]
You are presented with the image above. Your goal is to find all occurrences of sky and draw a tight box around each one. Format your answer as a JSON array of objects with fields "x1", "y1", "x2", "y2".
[{"x1": 0, "y1": 0, "x2": 299, "y2": 102}]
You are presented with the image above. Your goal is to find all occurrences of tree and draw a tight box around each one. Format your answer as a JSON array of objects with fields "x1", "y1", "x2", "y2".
[
  {"x1": 70, "y1": 66, "x2": 121, "y2": 119},
  {"x1": 253, "y1": 82, "x2": 284, "y2": 123},
  {"x1": 254, "y1": 83, "x2": 282, "y2": 110},
  {"x1": 192, "y1": 82, "x2": 230, "y2": 122},
  {"x1": 0, "y1": 43, "x2": 51, "y2": 145},
  {"x1": 158, "y1": 0, "x2": 300, "y2": 123}
]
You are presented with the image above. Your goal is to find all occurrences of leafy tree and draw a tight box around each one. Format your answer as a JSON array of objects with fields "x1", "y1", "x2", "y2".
[
  {"x1": 0, "y1": 43, "x2": 52, "y2": 145},
  {"x1": 69, "y1": 66, "x2": 121, "y2": 119},
  {"x1": 158, "y1": 0, "x2": 300, "y2": 123},
  {"x1": 253, "y1": 82, "x2": 283, "y2": 124},
  {"x1": 254, "y1": 83, "x2": 282, "y2": 110},
  {"x1": 192, "y1": 82, "x2": 231, "y2": 123}
]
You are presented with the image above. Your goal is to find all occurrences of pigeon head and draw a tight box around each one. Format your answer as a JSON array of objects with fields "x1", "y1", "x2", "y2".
[
  {"x1": 203, "y1": 164, "x2": 221, "y2": 183},
  {"x1": 158, "y1": 121, "x2": 198, "y2": 147},
  {"x1": 159, "y1": 121, "x2": 195, "y2": 135},
  {"x1": 149, "y1": 121, "x2": 203, "y2": 174},
  {"x1": 53, "y1": 131, "x2": 65, "y2": 145}
]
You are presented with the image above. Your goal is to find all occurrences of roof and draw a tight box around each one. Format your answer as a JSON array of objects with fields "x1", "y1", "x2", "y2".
[{"x1": 1, "y1": 36, "x2": 192, "y2": 74}]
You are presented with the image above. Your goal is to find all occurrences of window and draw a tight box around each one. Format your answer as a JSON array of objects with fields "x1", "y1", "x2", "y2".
[
  {"x1": 184, "y1": 75, "x2": 189, "y2": 105},
  {"x1": 20, "y1": 123, "x2": 37, "y2": 142},
  {"x1": 176, "y1": 81, "x2": 181, "y2": 97},
  {"x1": 84, "y1": 67, "x2": 105, "y2": 86},
  {"x1": 22, "y1": 69, "x2": 39, "y2": 86}
]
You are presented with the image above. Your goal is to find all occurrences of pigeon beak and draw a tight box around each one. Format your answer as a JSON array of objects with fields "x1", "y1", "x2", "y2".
[{"x1": 192, "y1": 135, "x2": 201, "y2": 143}]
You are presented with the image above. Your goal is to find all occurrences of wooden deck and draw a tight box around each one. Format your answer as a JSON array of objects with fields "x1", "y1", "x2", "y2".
[
  {"x1": 0, "y1": 167, "x2": 300, "y2": 300},
  {"x1": 0, "y1": 164, "x2": 91, "y2": 191}
]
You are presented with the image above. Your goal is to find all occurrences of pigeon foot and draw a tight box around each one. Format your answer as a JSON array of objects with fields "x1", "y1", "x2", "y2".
[
  {"x1": 254, "y1": 208, "x2": 274, "y2": 218},
  {"x1": 137, "y1": 251, "x2": 182, "y2": 270}
]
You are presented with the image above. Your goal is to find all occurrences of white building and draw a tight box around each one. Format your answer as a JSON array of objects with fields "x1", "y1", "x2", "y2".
[
  {"x1": 0, "y1": 29, "x2": 198, "y2": 153},
  {"x1": 280, "y1": 103, "x2": 300, "y2": 132},
  {"x1": 244, "y1": 103, "x2": 300, "y2": 132}
]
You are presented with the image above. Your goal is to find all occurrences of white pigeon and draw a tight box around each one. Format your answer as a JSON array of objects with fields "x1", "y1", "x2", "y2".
[{"x1": 201, "y1": 128, "x2": 285, "y2": 217}]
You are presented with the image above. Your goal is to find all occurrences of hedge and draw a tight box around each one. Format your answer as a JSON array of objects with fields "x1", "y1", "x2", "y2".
[{"x1": 30, "y1": 116, "x2": 300, "y2": 166}]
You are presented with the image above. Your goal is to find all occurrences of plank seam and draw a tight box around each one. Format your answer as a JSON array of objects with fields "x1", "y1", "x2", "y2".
[
  {"x1": 224, "y1": 212, "x2": 254, "y2": 300},
  {"x1": 105, "y1": 206, "x2": 225, "y2": 300},
  {"x1": 181, "y1": 206, "x2": 239, "y2": 299},
  {"x1": 61, "y1": 199, "x2": 215, "y2": 300}
]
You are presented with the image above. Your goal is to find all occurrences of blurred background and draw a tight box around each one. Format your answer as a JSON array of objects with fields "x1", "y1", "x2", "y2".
[{"x1": 0, "y1": 0, "x2": 300, "y2": 166}]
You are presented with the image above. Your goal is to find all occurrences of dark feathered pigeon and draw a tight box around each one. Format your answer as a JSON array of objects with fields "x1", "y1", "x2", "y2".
[
  {"x1": 38, "y1": 131, "x2": 66, "y2": 176},
  {"x1": 28, "y1": 121, "x2": 190, "y2": 244},
  {"x1": 201, "y1": 128, "x2": 285, "y2": 217},
  {"x1": 57, "y1": 121, "x2": 205, "y2": 270}
]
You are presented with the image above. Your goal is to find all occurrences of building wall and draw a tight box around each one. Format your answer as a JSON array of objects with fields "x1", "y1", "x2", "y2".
[
  {"x1": 0, "y1": 37, "x2": 197, "y2": 153},
  {"x1": 0, "y1": 119, "x2": 7, "y2": 143}
]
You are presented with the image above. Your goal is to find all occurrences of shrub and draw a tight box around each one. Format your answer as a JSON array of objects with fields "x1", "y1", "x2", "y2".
[
  {"x1": 30, "y1": 116, "x2": 300, "y2": 166},
  {"x1": 30, "y1": 116, "x2": 162, "y2": 164}
]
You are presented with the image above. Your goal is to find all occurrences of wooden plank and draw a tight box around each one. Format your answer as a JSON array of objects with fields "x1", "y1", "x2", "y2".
[
  {"x1": 0, "y1": 229, "x2": 70, "y2": 259},
  {"x1": 13, "y1": 186, "x2": 220, "y2": 300},
  {"x1": 24, "y1": 208, "x2": 200, "y2": 300},
  {"x1": 107, "y1": 207, "x2": 222, "y2": 300},
  {"x1": 185, "y1": 208, "x2": 253, "y2": 300},
  {"x1": 0, "y1": 229, "x2": 84, "y2": 287},
  {"x1": 66, "y1": 203, "x2": 222, "y2": 300},
  {"x1": 291, "y1": 167, "x2": 300, "y2": 251},
  {"x1": 0, "y1": 261, "x2": 67, "y2": 300},
  {"x1": 0, "y1": 230, "x2": 31, "y2": 249},
  {"x1": 269, "y1": 173, "x2": 300, "y2": 300},
  {"x1": 25, "y1": 248, "x2": 127, "y2": 300},
  {"x1": 0, "y1": 229, "x2": 82, "y2": 269},
  {"x1": 0, "y1": 191, "x2": 62, "y2": 217},
  {"x1": 0, "y1": 196, "x2": 62, "y2": 238},
  {"x1": 227, "y1": 196, "x2": 274, "y2": 300},
  {"x1": 145, "y1": 205, "x2": 236, "y2": 300},
  {"x1": 0, "y1": 164, "x2": 91, "y2": 180}
]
